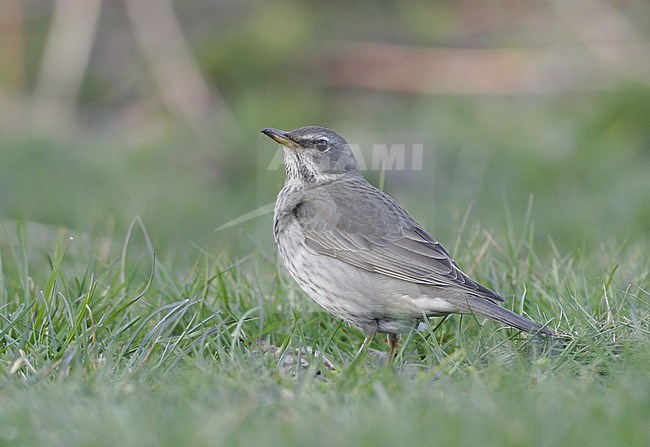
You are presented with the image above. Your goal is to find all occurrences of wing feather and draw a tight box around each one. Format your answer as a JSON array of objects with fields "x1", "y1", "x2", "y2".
[{"x1": 296, "y1": 180, "x2": 504, "y2": 302}]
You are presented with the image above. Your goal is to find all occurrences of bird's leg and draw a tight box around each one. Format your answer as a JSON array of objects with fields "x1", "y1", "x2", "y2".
[{"x1": 387, "y1": 333, "x2": 400, "y2": 367}]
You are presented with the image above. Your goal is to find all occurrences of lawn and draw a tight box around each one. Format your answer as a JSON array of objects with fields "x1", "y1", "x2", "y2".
[
  {"x1": 1, "y1": 91, "x2": 650, "y2": 447},
  {"x1": 2, "y1": 1, "x2": 650, "y2": 445},
  {"x1": 0, "y1": 211, "x2": 648, "y2": 446}
]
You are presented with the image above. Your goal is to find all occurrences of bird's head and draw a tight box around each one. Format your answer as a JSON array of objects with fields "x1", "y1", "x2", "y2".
[{"x1": 262, "y1": 126, "x2": 360, "y2": 185}]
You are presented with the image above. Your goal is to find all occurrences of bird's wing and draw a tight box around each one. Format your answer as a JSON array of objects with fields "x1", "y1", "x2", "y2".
[{"x1": 294, "y1": 180, "x2": 504, "y2": 302}]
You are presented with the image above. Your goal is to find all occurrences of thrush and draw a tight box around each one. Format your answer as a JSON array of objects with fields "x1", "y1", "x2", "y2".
[{"x1": 262, "y1": 125, "x2": 553, "y2": 360}]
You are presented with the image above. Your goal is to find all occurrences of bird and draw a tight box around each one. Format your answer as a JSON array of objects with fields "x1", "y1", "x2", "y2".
[{"x1": 262, "y1": 125, "x2": 554, "y2": 361}]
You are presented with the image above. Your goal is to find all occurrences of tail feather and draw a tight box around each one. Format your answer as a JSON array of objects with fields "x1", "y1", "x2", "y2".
[{"x1": 466, "y1": 299, "x2": 554, "y2": 337}]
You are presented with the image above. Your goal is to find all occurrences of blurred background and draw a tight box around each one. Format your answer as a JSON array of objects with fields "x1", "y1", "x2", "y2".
[{"x1": 0, "y1": 0, "x2": 648, "y2": 260}]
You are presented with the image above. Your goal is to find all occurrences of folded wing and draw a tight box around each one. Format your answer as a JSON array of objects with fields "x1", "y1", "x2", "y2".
[{"x1": 295, "y1": 180, "x2": 504, "y2": 303}]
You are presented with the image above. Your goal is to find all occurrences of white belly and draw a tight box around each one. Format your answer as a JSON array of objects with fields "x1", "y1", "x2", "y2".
[{"x1": 275, "y1": 219, "x2": 457, "y2": 334}]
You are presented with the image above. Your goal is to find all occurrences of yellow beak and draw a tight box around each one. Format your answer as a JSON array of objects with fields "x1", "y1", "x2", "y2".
[{"x1": 261, "y1": 128, "x2": 302, "y2": 149}]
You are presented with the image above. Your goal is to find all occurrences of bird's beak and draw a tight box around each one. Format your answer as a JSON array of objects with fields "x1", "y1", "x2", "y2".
[{"x1": 261, "y1": 128, "x2": 302, "y2": 149}]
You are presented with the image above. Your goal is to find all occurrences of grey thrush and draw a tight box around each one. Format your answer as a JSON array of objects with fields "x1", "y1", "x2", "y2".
[{"x1": 262, "y1": 125, "x2": 553, "y2": 359}]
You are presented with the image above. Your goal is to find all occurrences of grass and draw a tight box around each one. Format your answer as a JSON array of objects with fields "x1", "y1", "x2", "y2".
[
  {"x1": 1, "y1": 85, "x2": 648, "y2": 447},
  {"x1": 0, "y1": 215, "x2": 648, "y2": 447},
  {"x1": 3, "y1": 3, "x2": 649, "y2": 443}
]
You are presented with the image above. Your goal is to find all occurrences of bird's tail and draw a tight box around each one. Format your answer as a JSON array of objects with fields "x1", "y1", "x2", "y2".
[{"x1": 466, "y1": 299, "x2": 555, "y2": 337}]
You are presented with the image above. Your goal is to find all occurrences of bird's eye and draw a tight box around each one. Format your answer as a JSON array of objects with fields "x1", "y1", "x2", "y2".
[{"x1": 315, "y1": 139, "x2": 329, "y2": 152}]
